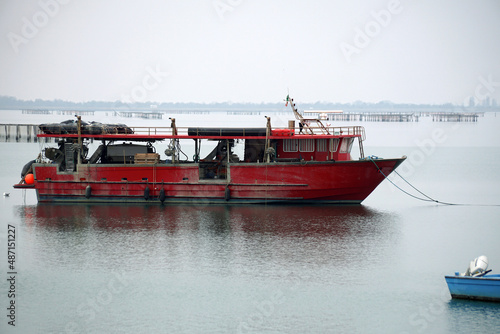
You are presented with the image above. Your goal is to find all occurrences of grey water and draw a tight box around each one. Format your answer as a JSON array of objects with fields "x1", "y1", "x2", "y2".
[{"x1": 1, "y1": 111, "x2": 500, "y2": 333}]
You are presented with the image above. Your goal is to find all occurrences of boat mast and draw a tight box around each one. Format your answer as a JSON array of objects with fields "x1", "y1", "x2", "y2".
[
  {"x1": 169, "y1": 118, "x2": 177, "y2": 164},
  {"x1": 285, "y1": 95, "x2": 330, "y2": 135},
  {"x1": 265, "y1": 116, "x2": 271, "y2": 162},
  {"x1": 76, "y1": 115, "x2": 82, "y2": 165},
  {"x1": 286, "y1": 95, "x2": 311, "y2": 134}
]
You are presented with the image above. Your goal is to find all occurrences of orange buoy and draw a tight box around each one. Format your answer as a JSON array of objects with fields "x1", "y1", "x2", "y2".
[{"x1": 25, "y1": 173, "x2": 34, "y2": 184}]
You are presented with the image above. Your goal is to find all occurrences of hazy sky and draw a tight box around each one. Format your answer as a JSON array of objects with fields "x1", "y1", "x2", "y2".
[{"x1": 1, "y1": 0, "x2": 499, "y2": 105}]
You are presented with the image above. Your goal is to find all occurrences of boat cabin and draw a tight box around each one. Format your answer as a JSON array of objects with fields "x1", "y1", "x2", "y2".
[{"x1": 274, "y1": 137, "x2": 355, "y2": 162}]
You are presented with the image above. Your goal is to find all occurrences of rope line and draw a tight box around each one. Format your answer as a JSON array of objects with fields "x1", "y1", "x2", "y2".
[{"x1": 368, "y1": 157, "x2": 500, "y2": 207}]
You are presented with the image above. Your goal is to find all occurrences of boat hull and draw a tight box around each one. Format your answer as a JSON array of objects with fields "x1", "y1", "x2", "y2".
[
  {"x1": 445, "y1": 275, "x2": 500, "y2": 302},
  {"x1": 21, "y1": 158, "x2": 405, "y2": 204}
]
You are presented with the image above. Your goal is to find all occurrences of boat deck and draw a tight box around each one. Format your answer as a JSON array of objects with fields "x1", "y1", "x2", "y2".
[{"x1": 36, "y1": 125, "x2": 366, "y2": 141}]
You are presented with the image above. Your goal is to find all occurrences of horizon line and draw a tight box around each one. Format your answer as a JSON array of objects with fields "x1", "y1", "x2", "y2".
[{"x1": 0, "y1": 95, "x2": 496, "y2": 108}]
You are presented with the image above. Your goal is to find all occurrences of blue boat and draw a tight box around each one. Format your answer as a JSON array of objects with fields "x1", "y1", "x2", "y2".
[{"x1": 445, "y1": 256, "x2": 500, "y2": 302}]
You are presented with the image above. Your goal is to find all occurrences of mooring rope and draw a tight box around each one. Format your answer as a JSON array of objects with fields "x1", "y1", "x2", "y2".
[{"x1": 368, "y1": 157, "x2": 500, "y2": 207}]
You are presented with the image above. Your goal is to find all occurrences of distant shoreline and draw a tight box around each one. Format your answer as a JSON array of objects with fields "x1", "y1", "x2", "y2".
[{"x1": 0, "y1": 96, "x2": 498, "y2": 113}]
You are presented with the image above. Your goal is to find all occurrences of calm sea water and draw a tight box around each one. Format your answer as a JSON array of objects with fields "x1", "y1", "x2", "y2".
[{"x1": 1, "y1": 111, "x2": 500, "y2": 333}]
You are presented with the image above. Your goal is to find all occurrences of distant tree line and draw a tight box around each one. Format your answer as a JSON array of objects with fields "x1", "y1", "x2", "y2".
[{"x1": 0, "y1": 95, "x2": 497, "y2": 112}]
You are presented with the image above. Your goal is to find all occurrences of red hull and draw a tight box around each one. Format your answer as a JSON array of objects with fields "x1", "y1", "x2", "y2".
[{"x1": 27, "y1": 158, "x2": 404, "y2": 204}]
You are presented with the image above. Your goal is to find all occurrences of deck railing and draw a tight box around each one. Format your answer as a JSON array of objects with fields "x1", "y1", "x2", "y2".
[
  {"x1": 125, "y1": 125, "x2": 366, "y2": 139},
  {"x1": 32, "y1": 124, "x2": 366, "y2": 140}
]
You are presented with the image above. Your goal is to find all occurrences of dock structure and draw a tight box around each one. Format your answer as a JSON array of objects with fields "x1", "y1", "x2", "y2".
[
  {"x1": 327, "y1": 112, "x2": 419, "y2": 122},
  {"x1": 431, "y1": 112, "x2": 479, "y2": 122},
  {"x1": 325, "y1": 111, "x2": 483, "y2": 122},
  {"x1": 0, "y1": 124, "x2": 52, "y2": 143},
  {"x1": 22, "y1": 109, "x2": 52, "y2": 115},
  {"x1": 55, "y1": 110, "x2": 95, "y2": 116},
  {"x1": 114, "y1": 111, "x2": 163, "y2": 119},
  {"x1": 22, "y1": 109, "x2": 95, "y2": 116}
]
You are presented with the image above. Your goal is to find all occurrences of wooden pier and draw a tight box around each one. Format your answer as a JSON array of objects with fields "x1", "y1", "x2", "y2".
[
  {"x1": 431, "y1": 112, "x2": 479, "y2": 122},
  {"x1": 328, "y1": 112, "x2": 419, "y2": 122},
  {"x1": 0, "y1": 124, "x2": 52, "y2": 142},
  {"x1": 326, "y1": 111, "x2": 482, "y2": 122},
  {"x1": 22, "y1": 109, "x2": 95, "y2": 116},
  {"x1": 114, "y1": 111, "x2": 163, "y2": 119}
]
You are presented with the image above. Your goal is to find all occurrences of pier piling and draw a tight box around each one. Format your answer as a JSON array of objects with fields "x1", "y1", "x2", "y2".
[{"x1": 0, "y1": 124, "x2": 46, "y2": 142}]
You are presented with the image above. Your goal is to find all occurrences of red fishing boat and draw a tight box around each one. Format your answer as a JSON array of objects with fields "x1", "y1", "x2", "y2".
[{"x1": 14, "y1": 97, "x2": 406, "y2": 204}]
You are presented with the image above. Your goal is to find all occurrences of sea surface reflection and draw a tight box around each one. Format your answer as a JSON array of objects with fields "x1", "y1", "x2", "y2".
[
  {"x1": 18, "y1": 204, "x2": 400, "y2": 278},
  {"x1": 9, "y1": 203, "x2": 410, "y2": 332}
]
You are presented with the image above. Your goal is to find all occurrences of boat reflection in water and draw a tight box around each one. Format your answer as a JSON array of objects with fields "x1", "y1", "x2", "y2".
[
  {"x1": 18, "y1": 204, "x2": 400, "y2": 274},
  {"x1": 19, "y1": 203, "x2": 397, "y2": 238}
]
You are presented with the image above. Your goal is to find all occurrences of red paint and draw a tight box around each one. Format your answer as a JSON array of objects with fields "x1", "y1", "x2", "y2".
[
  {"x1": 26, "y1": 158, "x2": 404, "y2": 204},
  {"x1": 14, "y1": 118, "x2": 406, "y2": 204}
]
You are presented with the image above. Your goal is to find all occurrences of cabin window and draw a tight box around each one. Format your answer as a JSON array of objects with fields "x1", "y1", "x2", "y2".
[
  {"x1": 317, "y1": 139, "x2": 327, "y2": 152},
  {"x1": 329, "y1": 138, "x2": 340, "y2": 152},
  {"x1": 299, "y1": 139, "x2": 314, "y2": 152},
  {"x1": 339, "y1": 138, "x2": 354, "y2": 153},
  {"x1": 283, "y1": 139, "x2": 298, "y2": 152}
]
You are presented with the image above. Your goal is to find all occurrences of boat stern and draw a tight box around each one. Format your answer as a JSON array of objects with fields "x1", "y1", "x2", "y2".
[{"x1": 445, "y1": 274, "x2": 500, "y2": 302}]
